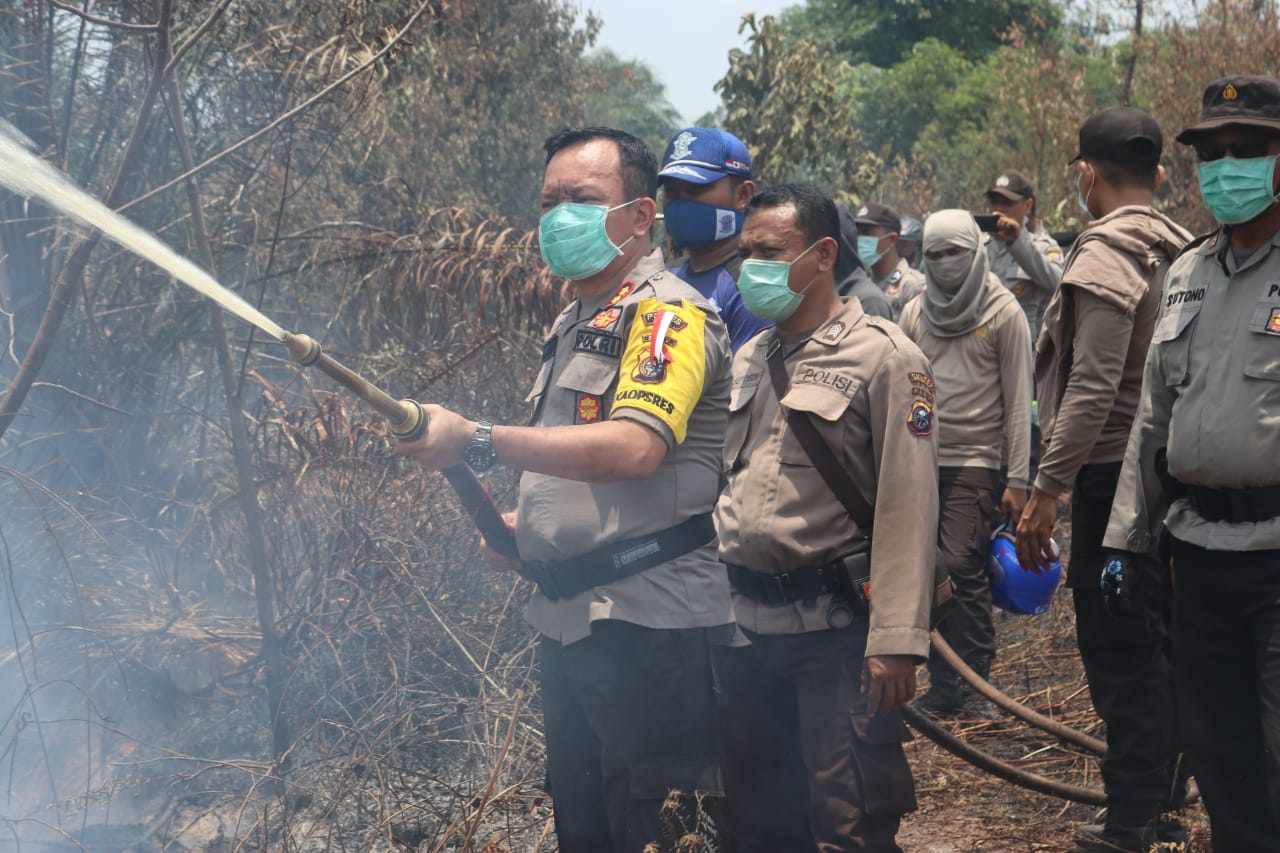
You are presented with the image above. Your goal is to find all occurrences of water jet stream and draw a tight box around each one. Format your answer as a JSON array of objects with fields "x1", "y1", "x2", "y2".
[
  {"x1": 0, "y1": 132, "x2": 284, "y2": 340},
  {"x1": 0, "y1": 131, "x2": 518, "y2": 558}
]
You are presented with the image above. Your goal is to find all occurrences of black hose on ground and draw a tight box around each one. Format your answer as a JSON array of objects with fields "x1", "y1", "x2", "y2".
[
  {"x1": 911, "y1": 630, "x2": 1200, "y2": 805},
  {"x1": 901, "y1": 703, "x2": 1108, "y2": 805},
  {"x1": 929, "y1": 630, "x2": 1106, "y2": 755}
]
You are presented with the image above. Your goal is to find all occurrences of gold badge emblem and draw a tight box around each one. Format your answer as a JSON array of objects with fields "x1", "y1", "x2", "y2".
[{"x1": 1223, "y1": 83, "x2": 1239, "y2": 101}]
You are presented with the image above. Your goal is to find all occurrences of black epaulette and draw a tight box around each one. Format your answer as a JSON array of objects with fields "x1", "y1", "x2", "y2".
[
  {"x1": 1174, "y1": 229, "x2": 1229, "y2": 275},
  {"x1": 1174, "y1": 230, "x2": 1219, "y2": 260}
]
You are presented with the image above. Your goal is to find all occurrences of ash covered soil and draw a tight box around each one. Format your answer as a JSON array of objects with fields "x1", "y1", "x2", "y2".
[
  {"x1": 896, "y1": 502, "x2": 1208, "y2": 852},
  {"x1": 7, "y1": 497, "x2": 1213, "y2": 852}
]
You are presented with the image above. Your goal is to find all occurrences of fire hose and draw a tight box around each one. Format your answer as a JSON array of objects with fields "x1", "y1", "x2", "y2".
[
  {"x1": 0, "y1": 130, "x2": 1196, "y2": 808},
  {"x1": 280, "y1": 332, "x2": 519, "y2": 560},
  {"x1": 905, "y1": 630, "x2": 1198, "y2": 806}
]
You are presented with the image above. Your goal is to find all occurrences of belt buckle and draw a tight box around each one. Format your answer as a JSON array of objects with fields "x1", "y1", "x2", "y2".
[
  {"x1": 772, "y1": 571, "x2": 794, "y2": 604},
  {"x1": 524, "y1": 561, "x2": 563, "y2": 601}
]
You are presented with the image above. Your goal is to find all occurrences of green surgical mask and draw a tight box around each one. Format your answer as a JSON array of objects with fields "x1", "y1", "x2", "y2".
[
  {"x1": 737, "y1": 242, "x2": 818, "y2": 322},
  {"x1": 539, "y1": 200, "x2": 638, "y2": 279},
  {"x1": 1197, "y1": 155, "x2": 1280, "y2": 225},
  {"x1": 856, "y1": 234, "x2": 885, "y2": 268}
]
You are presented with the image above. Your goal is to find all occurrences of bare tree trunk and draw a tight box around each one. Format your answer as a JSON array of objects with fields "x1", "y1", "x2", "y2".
[
  {"x1": 156, "y1": 1, "x2": 291, "y2": 784},
  {"x1": 1121, "y1": 0, "x2": 1144, "y2": 106},
  {"x1": 0, "y1": 0, "x2": 175, "y2": 440}
]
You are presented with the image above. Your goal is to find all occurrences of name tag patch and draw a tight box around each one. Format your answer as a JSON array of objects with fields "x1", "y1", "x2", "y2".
[
  {"x1": 574, "y1": 328, "x2": 623, "y2": 358},
  {"x1": 797, "y1": 366, "x2": 856, "y2": 395}
]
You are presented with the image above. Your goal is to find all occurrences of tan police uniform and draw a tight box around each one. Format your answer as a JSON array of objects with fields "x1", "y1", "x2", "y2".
[
  {"x1": 986, "y1": 223, "x2": 1064, "y2": 341},
  {"x1": 874, "y1": 258, "x2": 926, "y2": 321},
  {"x1": 520, "y1": 247, "x2": 734, "y2": 853},
  {"x1": 714, "y1": 296, "x2": 939, "y2": 852}
]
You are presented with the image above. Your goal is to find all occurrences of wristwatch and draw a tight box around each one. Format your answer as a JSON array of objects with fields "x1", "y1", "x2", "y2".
[{"x1": 462, "y1": 420, "x2": 498, "y2": 472}]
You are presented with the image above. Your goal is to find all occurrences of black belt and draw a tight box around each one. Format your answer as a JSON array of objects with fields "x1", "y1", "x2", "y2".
[
  {"x1": 726, "y1": 549, "x2": 870, "y2": 607},
  {"x1": 1182, "y1": 483, "x2": 1280, "y2": 524},
  {"x1": 521, "y1": 513, "x2": 715, "y2": 601}
]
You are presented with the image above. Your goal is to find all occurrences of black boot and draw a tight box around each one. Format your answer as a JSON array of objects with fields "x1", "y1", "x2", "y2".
[
  {"x1": 1075, "y1": 810, "x2": 1157, "y2": 853},
  {"x1": 913, "y1": 656, "x2": 963, "y2": 718},
  {"x1": 959, "y1": 652, "x2": 1000, "y2": 721}
]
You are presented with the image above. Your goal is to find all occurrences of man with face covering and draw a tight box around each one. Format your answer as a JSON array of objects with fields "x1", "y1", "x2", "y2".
[
  {"x1": 715, "y1": 183, "x2": 938, "y2": 852},
  {"x1": 898, "y1": 210, "x2": 1032, "y2": 719},
  {"x1": 397, "y1": 127, "x2": 732, "y2": 853},
  {"x1": 659, "y1": 127, "x2": 769, "y2": 350},
  {"x1": 1017, "y1": 106, "x2": 1191, "y2": 852},
  {"x1": 1103, "y1": 76, "x2": 1280, "y2": 850}
]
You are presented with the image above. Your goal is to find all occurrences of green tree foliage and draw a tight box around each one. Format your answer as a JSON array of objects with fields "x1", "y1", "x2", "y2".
[
  {"x1": 717, "y1": 14, "x2": 876, "y2": 200},
  {"x1": 780, "y1": 0, "x2": 1063, "y2": 68},
  {"x1": 581, "y1": 48, "x2": 683, "y2": 159}
]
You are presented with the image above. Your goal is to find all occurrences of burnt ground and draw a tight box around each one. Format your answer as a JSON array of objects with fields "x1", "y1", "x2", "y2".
[
  {"x1": 895, "y1": 497, "x2": 1209, "y2": 853},
  {"x1": 4, "y1": 495, "x2": 1214, "y2": 852}
]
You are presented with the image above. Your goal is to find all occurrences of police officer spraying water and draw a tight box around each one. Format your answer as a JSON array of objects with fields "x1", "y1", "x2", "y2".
[
  {"x1": 714, "y1": 183, "x2": 939, "y2": 853},
  {"x1": 1103, "y1": 76, "x2": 1280, "y2": 851},
  {"x1": 398, "y1": 127, "x2": 733, "y2": 853}
]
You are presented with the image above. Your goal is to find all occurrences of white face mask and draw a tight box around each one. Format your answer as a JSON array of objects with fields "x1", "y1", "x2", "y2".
[{"x1": 927, "y1": 251, "x2": 974, "y2": 293}]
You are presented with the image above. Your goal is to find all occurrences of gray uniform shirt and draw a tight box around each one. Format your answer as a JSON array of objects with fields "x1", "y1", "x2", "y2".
[
  {"x1": 1105, "y1": 230, "x2": 1280, "y2": 553},
  {"x1": 985, "y1": 225, "x2": 1065, "y2": 342},
  {"x1": 874, "y1": 258, "x2": 926, "y2": 321},
  {"x1": 519, "y1": 249, "x2": 735, "y2": 644}
]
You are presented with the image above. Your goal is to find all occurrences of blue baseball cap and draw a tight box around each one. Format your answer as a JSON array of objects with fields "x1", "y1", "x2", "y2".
[{"x1": 658, "y1": 127, "x2": 753, "y2": 184}]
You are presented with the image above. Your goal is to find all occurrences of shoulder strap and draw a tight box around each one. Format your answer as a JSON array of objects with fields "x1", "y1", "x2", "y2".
[
  {"x1": 1174, "y1": 230, "x2": 1217, "y2": 260},
  {"x1": 764, "y1": 335, "x2": 875, "y2": 536}
]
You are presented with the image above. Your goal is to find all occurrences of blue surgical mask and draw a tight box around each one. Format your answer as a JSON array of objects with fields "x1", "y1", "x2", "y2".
[
  {"x1": 737, "y1": 243, "x2": 819, "y2": 322},
  {"x1": 662, "y1": 196, "x2": 743, "y2": 248},
  {"x1": 1197, "y1": 155, "x2": 1280, "y2": 225},
  {"x1": 539, "y1": 200, "x2": 639, "y2": 279},
  {"x1": 856, "y1": 234, "x2": 886, "y2": 267}
]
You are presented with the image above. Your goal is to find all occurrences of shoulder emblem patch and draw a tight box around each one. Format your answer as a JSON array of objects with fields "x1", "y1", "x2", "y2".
[
  {"x1": 1268, "y1": 307, "x2": 1280, "y2": 334},
  {"x1": 592, "y1": 308, "x2": 622, "y2": 330},
  {"x1": 632, "y1": 354, "x2": 667, "y2": 384},
  {"x1": 576, "y1": 394, "x2": 602, "y2": 423},
  {"x1": 908, "y1": 401, "x2": 933, "y2": 437},
  {"x1": 606, "y1": 281, "x2": 636, "y2": 307},
  {"x1": 822, "y1": 322, "x2": 845, "y2": 342}
]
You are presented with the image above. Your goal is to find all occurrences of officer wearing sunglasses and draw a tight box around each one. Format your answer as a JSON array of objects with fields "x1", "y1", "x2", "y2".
[{"x1": 1103, "y1": 76, "x2": 1280, "y2": 851}]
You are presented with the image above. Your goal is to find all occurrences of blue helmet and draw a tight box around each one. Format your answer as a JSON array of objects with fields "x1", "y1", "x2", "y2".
[
  {"x1": 899, "y1": 216, "x2": 923, "y2": 244},
  {"x1": 987, "y1": 523, "x2": 1062, "y2": 615}
]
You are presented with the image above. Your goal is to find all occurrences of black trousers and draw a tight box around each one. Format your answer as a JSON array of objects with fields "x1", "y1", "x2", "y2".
[
  {"x1": 540, "y1": 621, "x2": 723, "y2": 853},
  {"x1": 1070, "y1": 462, "x2": 1183, "y2": 823},
  {"x1": 715, "y1": 622, "x2": 915, "y2": 853},
  {"x1": 933, "y1": 466, "x2": 1003, "y2": 667},
  {"x1": 1170, "y1": 537, "x2": 1280, "y2": 852}
]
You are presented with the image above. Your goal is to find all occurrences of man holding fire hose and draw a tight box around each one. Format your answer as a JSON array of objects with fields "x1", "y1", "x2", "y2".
[{"x1": 397, "y1": 126, "x2": 734, "y2": 853}]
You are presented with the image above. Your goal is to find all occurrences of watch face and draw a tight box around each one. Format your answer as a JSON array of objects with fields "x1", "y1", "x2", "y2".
[{"x1": 463, "y1": 443, "x2": 496, "y2": 472}]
